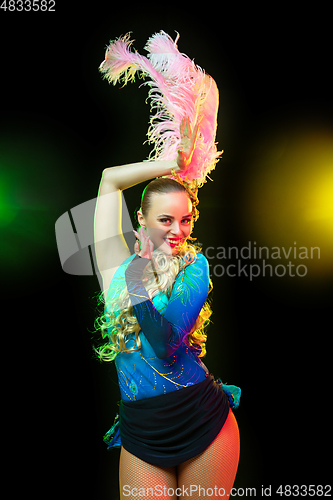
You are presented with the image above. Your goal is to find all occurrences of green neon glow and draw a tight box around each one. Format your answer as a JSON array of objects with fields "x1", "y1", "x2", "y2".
[{"x1": 0, "y1": 121, "x2": 76, "y2": 282}]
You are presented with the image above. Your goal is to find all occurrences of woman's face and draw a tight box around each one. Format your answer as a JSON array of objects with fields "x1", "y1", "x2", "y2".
[{"x1": 138, "y1": 191, "x2": 193, "y2": 255}]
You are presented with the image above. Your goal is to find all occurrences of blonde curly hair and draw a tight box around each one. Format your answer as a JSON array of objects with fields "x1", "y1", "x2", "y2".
[{"x1": 94, "y1": 178, "x2": 212, "y2": 362}]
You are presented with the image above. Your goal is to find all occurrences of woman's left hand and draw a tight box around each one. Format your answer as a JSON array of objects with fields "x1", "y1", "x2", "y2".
[
  {"x1": 177, "y1": 115, "x2": 201, "y2": 172},
  {"x1": 133, "y1": 228, "x2": 154, "y2": 259}
]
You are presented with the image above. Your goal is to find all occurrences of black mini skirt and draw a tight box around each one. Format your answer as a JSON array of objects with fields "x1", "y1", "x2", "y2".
[{"x1": 118, "y1": 373, "x2": 230, "y2": 467}]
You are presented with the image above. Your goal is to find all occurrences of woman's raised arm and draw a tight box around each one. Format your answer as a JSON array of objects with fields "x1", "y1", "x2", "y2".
[
  {"x1": 94, "y1": 116, "x2": 199, "y2": 299},
  {"x1": 94, "y1": 160, "x2": 178, "y2": 300},
  {"x1": 102, "y1": 159, "x2": 179, "y2": 191}
]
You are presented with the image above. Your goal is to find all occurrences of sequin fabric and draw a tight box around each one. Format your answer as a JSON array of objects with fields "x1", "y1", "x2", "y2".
[{"x1": 105, "y1": 253, "x2": 210, "y2": 401}]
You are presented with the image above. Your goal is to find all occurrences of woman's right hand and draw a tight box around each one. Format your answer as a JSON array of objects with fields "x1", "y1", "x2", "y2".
[{"x1": 176, "y1": 115, "x2": 201, "y2": 172}]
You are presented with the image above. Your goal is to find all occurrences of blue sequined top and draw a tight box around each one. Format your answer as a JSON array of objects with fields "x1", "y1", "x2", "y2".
[{"x1": 105, "y1": 252, "x2": 210, "y2": 402}]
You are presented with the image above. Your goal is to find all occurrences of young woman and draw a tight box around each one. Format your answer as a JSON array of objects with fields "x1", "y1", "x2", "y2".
[{"x1": 94, "y1": 32, "x2": 240, "y2": 499}]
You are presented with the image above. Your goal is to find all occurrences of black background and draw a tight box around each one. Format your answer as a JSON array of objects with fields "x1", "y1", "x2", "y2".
[{"x1": 1, "y1": 2, "x2": 332, "y2": 499}]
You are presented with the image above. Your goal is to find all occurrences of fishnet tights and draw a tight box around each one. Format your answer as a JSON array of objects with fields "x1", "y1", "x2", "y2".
[{"x1": 119, "y1": 409, "x2": 240, "y2": 499}]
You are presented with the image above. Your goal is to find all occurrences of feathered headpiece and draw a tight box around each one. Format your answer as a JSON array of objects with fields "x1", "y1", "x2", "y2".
[{"x1": 99, "y1": 31, "x2": 222, "y2": 189}]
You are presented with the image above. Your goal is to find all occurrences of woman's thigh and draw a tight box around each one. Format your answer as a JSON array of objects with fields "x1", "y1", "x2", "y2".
[
  {"x1": 119, "y1": 446, "x2": 178, "y2": 500},
  {"x1": 177, "y1": 409, "x2": 240, "y2": 499}
]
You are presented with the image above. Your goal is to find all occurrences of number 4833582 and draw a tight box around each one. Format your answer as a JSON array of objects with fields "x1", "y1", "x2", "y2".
[{"x1": 0, "y1": 0, "x2": 56, "y2": 11}]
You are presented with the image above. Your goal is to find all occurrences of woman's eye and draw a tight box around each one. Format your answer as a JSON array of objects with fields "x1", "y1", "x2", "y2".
[{"x1": 158, "y1": 218, "x2": 192, "y2": 224}]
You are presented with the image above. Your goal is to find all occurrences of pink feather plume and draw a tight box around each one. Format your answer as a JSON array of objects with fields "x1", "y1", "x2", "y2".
[{"x1": 99, "y1": 31, "x2": 222, "y2": 188}]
